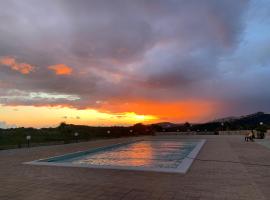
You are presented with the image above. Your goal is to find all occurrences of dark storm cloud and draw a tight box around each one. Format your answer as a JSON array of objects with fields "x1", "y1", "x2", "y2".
[{"x1": 1, "y1": 0, "x2": 269, "y2": 118}]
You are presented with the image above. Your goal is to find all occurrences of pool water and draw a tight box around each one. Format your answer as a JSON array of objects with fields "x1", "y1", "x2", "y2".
[
  {"x1": 27, "y1": 139, "x2": 205, "y2": 173},
  {"x1": 45, "y1": 140, "x2": 199, "y2": 168}
]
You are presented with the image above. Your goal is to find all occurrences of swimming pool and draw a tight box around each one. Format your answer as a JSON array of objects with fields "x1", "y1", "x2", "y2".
[{"x1": 26, "y1": 139, "x2": 205, "y2": 173}]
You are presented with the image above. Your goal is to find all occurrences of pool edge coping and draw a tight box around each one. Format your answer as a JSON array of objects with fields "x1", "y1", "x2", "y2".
[{"x1": 24, "y1": 139, "x2": 206, "y2": 174}]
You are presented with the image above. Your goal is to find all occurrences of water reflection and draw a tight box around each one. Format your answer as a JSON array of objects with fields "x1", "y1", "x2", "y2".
[{"x1": 72, "y1": 141, "x2": 196, "y2": 168}]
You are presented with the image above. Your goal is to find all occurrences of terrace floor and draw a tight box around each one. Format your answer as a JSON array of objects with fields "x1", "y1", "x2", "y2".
[{"x1": 0, "y1": 135, "x2": 270, "y2": 200}]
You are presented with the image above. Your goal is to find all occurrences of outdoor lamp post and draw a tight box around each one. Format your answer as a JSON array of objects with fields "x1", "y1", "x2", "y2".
[
  {"x1": 26, "y1": 135, "x2": 31, "y2": 148},
  {"x1": 259, "y1": 122, "x2": 264, "y2": 139},
  {"x1": 74, "y1": 132, "x2": 79, "y2": 143},
  {"x1": 221, "y1": 122, "x2": 224, "y2": 131},
  {"x1": 107, "y1": 130, "x2": 111, "y2": 134},
  {"x1": 129, "y1": 129, "x2": 133, "y2": 133}
]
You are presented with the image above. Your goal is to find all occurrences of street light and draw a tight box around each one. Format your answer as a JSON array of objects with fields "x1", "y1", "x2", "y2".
[
  {"x1": 259, "y1": 122, "x2": 265, "y2": 139},
  {"x1": 26, "y1": 135, "x2": 31, "y2": 148},
  {"x1": 129, "y1": 129, "x2": 133, "y2": 133},
  {"x1": 221, "y1": 122, "x2": 224, "y2": 131},
  {"x1": 74, "y1": 132, "x2": 79, "y2": 143},
  {"x1": 107, "y1": 130, "x2": 111, "y2": 134}
]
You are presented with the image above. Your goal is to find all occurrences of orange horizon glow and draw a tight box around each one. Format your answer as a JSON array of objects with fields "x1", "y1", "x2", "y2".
[
  {"x1": 97, "y1": 99, "x2": 219, "y2": 122},
  {"x1": 0, "y1": 104, "x2": 158, "y2": 128},
  {"x1": 0, "y1": 99, "x2": 219, "y2": 128}
]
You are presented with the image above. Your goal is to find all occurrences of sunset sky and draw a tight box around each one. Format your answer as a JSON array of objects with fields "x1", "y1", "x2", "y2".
[{"x1": 0, "y1": 0, "x2": 270, "y2": 128}]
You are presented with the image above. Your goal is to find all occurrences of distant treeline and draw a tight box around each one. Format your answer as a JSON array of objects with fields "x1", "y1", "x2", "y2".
[
  {"x1": 0, "y1": 112, "x2": 269, "y2": 149},
  {"x1": 0, "y1": 122, "x2": 155, "y2": 149}
]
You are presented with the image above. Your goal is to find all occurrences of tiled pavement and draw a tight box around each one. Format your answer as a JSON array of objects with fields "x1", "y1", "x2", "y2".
[{"x1": 0, "y1": 135, "x2": 270, "y2": 200}]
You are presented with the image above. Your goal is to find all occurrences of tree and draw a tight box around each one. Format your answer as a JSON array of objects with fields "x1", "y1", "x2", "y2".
[
  {"x1": 58, "y1": 122, "x2": 72, "y2": 143},
  {"x1": 255, "y1": 124, "x2": 267, "y2": 139},
  {"x1": 184, "y1": 122, "x2": 191, "y2": 131}
]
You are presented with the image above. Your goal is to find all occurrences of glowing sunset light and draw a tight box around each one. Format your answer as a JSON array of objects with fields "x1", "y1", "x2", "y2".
[
  {"x1": 98, "y1": 100, "x2": 219, "y2": 122},
  {"x1": 0, "y1": 105, "x2": 158, "y2": 128}
]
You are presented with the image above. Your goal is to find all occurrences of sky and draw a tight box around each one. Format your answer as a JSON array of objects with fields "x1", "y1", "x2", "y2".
[{"x1": 0, "y1": 0, "x2": 270, "y2": 128}]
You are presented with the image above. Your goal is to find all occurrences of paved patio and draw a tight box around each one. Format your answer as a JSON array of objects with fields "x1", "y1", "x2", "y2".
[{"x1": 0, "y1": 135, "x2": 270, "y2": 200}]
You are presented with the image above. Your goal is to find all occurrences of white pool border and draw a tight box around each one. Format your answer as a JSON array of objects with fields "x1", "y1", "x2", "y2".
[{"x1": 24, "y1": 139, "x2": 206, "y2": 174}]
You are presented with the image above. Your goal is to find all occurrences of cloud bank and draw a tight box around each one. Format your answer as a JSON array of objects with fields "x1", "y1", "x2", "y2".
[{"x1": 0, "y1": 0, "x2": 270, "y2": 122}]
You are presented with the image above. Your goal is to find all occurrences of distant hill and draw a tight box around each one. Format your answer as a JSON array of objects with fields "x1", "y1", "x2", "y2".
[
  {"x1": 229, "y1": 112, "x2": 270, "y2": 126},
  {"x1": 212, "y1": 116, "x2": 238, "y2": 123},
  {"x1": 153, "y1": 122, "x2": 180, "y2": 128},
  {"x1": 153, "y1": 112, "x2": 270, "y2": 131},
  {"x1": 214, "y1": 112, "x2": 270, "y2": 124}
]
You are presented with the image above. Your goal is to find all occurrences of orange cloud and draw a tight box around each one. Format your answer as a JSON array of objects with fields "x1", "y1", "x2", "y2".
[
  {"x1": 48, "y1": 64, "x2": 73, "y2": 75},
  {"x1": 0, "y1": 57, "x2": 34, "y2": 74}
]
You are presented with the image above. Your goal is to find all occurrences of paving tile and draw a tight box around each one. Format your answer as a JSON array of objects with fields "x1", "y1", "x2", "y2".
[{"x1": 0, "y1": 136, "x2": 269, "y2": 200}]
